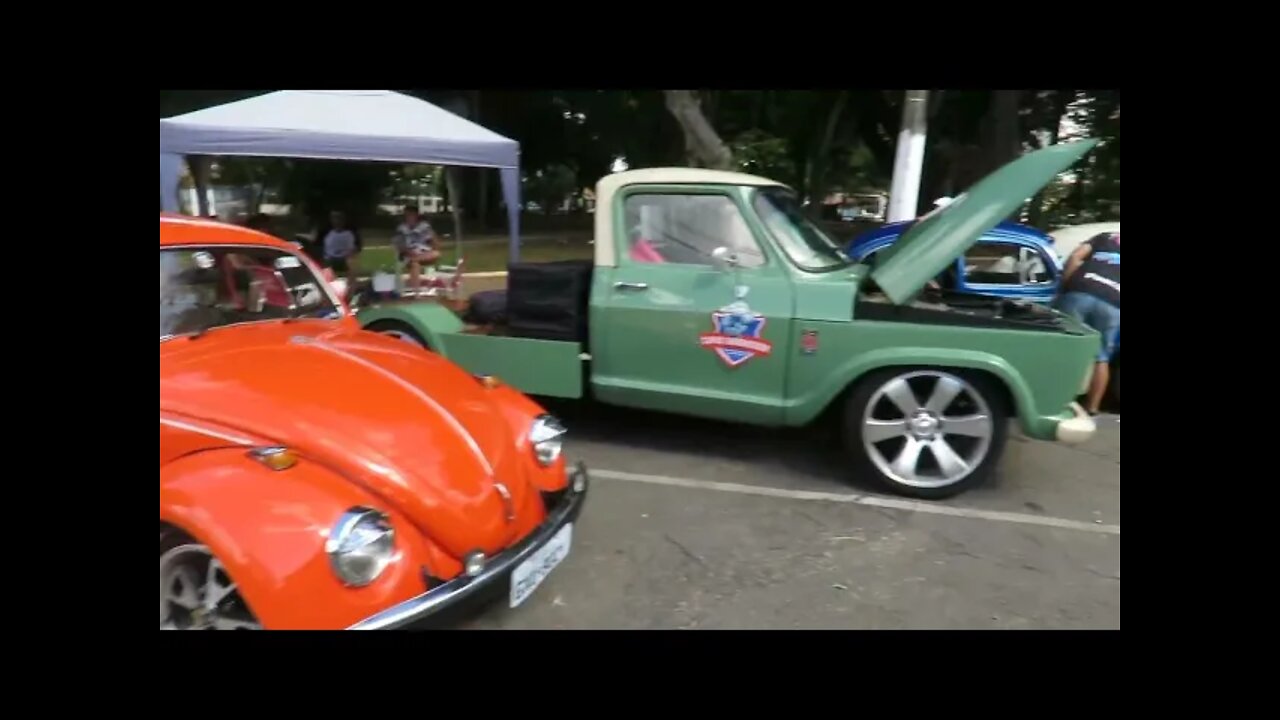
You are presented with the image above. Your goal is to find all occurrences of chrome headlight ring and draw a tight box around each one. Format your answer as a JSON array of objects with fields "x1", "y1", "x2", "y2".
[
  {"x1": 529, "y1": 414, "x2": 567, "y2": 467},
  {"x1": 325, "y1": 507, "x2": 396, "y2": 587}
]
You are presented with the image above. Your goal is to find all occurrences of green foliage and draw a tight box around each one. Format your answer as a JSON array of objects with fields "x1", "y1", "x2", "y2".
[
  {"x1": 160, "y1": 89, "x2": 1118, "y2": 231},
  {"x1": 386, "y1": 165, "x2": 441, "y2": 201},
  {"x1": 523, "y1": 164, "x2": 578, "y2": 212},
  {"x1": 278, "y1": 160, "x2": 395, "y2": 227},
  {"x1": 731, "y1": 130, "x2": 795, "y2": 182},
  {"x1": 1034, "y1": 90, "x2": 1121, "y2": 227}
]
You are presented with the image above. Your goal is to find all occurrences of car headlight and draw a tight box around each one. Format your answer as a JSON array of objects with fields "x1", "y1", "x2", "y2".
[
  {"x1": 529, "y1": 414, "x2": 567, "y2": 467},
  {"x1": 325, "y1": 507, "x2": 396, "y2": 587}
]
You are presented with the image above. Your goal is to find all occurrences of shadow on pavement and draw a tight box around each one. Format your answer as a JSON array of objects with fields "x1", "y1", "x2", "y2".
[{"x1": 539, "y1": 398, "x2": 875, "y2": 492}]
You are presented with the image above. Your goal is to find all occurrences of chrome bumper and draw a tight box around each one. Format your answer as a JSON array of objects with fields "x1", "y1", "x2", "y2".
[
  {"x1": 347, "y1": 462, "x2": 589, "y2": 630},
  {"x1": 1054, "y1": 402, "x2": 1097, "y2": 444}
]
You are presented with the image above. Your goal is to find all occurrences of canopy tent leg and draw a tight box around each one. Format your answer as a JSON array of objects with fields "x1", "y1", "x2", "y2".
[
  {"x1": 500, "y1": 166, "x2": 521, "y2": 265},
  {"x1": 189, "y1": 156, "x2": 213, "y2": 216},
  {"x1": 160, "y1": 154, "x2": 184, "y2": 212},
  {"x1": 445, "y1": 167, "x2": 463, "y2": 263}
]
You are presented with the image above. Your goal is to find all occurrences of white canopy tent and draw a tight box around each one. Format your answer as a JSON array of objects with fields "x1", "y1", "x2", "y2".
[{"x1": 159, "y1": 89, "x2": 523, "y2": 262}]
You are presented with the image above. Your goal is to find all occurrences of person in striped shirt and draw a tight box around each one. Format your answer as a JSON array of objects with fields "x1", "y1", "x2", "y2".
[{"x1": 393, "y1": 205, "x2": 442, "y2": 293}]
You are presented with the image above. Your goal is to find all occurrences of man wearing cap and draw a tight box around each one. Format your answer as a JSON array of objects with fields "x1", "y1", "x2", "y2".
[{"x1": 1055, "y1": 231, "x2": 1121, "y2": 415}]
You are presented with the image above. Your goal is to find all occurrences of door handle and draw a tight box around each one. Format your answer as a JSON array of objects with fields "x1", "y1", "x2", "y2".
[{"x1": 613, "y1": 281, "x2": 649, "y2": 291}]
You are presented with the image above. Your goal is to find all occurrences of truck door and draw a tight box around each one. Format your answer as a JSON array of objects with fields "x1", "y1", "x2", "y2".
[{"x1": 591, "y1": 186, "x2": 794, "y2": 425}]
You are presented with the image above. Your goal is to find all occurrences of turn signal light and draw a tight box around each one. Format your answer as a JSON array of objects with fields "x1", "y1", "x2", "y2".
[
  {"x1": 249, "y1": 446, "x2": 299, "y2": 471},
  {"x1": 476, "y1": 374, "x2": 502, "y2": 389}
]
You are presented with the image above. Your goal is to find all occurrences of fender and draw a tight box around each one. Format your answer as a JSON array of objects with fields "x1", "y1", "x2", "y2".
[
  {"x1": 159, "y1": 448, "x2": 460, "y2": 630},
  {"x1": 487, "y1": 382, "x2": 571, "y2": 494},
  {"x1": 356, "y1": 302, "x2": 464, "y2": 353},
  {"x1": 786, "y1": 346, "x2": 1036, "y2": 432}
]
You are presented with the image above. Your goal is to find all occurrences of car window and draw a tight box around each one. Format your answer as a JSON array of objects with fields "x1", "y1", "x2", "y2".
[
  {"x1": 864, "y1": 245, "x2": 957, "y2": 290},
  {"x1": 752, "y1": 188, "x2": 850, "y2": 271},
  {"x1": 161, "y1": 245, "x2": 340, "y2": 339},
  {"x1": 622, "y1": 193, "x2": 765, "y2": 268},
  {"x1": 963, "y1": 243, "x2": 1054, "y2": 286}
]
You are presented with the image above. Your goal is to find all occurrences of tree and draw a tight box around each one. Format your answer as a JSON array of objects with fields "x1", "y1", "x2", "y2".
[
  {"x1": 278, "y1": 160, "x2": 394, "y2": 228},
  {"x1": 730, "y1": 130, "x2": 795, "y2": 181},
  {"x1": 1020, "y1": 89, "x2": 1074, "y2": 226},
  {"x1": 663, "y1": 90, "x2": 734, "y2": 170},
  {"x1": 523, "y1": 164, "x2": 578, "y2": 214}
]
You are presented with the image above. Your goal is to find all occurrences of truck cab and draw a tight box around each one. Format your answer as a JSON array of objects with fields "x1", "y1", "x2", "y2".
[{"x1": 358, "y1": 141, "x2": 1103, "y2": 499}]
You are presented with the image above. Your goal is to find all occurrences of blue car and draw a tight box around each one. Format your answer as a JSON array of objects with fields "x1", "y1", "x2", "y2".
[
  {"x1": 847, "y1": 220, "x2": 1119, "y2": 405},
  {"x1": 847, "y1": 220, "x2": 1063, "y2": 304}
]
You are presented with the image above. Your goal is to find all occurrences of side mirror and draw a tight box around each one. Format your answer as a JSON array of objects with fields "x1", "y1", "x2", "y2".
[{"x1": 711, "y1": 246, "x2": 740, "y2": 271}]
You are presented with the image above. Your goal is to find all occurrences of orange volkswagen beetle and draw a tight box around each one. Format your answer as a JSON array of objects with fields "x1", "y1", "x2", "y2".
[{"x1": 160, "y1": 215, "x2": 588, "y2": 630}]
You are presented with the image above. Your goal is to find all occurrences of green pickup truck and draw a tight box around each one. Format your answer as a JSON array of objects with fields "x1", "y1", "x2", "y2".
[{"x1": 357, "y1": 140, "x2": 1102, "y2": 499}]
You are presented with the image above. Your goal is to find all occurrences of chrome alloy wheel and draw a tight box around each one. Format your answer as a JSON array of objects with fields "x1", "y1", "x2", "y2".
[
  {"x1": 861, "y1": 370, "x2": 994, "y2": 490},
  {"x1": 160, "y1": 543, "x2": 261, "y2": 630}
]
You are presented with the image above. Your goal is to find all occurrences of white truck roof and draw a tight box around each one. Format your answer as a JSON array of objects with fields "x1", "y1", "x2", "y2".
[{"x1": 594, "y1": 168, "x2": 789, "y2": 267}]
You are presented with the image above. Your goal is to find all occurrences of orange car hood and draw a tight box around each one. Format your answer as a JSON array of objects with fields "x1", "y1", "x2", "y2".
[{"x1": 160, "y1": 320, "x2": 530, "y2": 557}]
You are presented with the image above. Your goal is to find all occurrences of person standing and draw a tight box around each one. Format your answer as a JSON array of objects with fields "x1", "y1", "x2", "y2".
[
  {"x1": 392, "y1": 205, "x2": 441, "y2": 293},
  {"x1": 1055, "y1": 231, "x2": 1120, "y2": 415}
]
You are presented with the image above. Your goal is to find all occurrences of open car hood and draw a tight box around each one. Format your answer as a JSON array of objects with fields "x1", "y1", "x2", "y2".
[{"x1": 870, "y1": 139, "x2": 1098, "y2": 304}]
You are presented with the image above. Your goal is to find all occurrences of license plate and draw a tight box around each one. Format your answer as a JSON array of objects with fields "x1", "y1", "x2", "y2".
[{"x1": 509, "y1": 523, "x2": 572, "y2": 609}]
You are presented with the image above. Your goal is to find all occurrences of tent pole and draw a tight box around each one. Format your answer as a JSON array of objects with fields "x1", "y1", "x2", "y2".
[
  {"x1": 445, "y1": 167, "x2": 463, "y2": 264},
  {"x1": 190, "y1": 156, "x2": 212, "y2": 216},
  {"x1": 499, "y1": 166, "x2": 521, "y2": 265}
]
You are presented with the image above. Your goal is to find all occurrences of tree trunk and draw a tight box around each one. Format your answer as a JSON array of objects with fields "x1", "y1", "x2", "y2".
[
  {"x1": 1070, "y1": 159, "x2": 1090, "y2": 219},
  {"x1": 663, "y1": 90, "x2": 733, "y2": 170},
  {"x1": 928, "y1": 90, "x2": 947, "y2": 121},
  {"x1": 981, "y1": 90, "x2": 1022, "y2": 175},
  {"x1": 856, "y1": 93, "x2": 900, "y2": 181},
  {"x1": 1027, "y1": 90, "x2": 1071, "y2": 227},
  {"x1": 806, "y1": 91, "x2": 850, "y2": 212}
]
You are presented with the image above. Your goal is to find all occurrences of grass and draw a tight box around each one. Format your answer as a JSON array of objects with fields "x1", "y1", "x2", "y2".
[{"x1": 353, "y1": 236, "x2": 592, "y2": 275}]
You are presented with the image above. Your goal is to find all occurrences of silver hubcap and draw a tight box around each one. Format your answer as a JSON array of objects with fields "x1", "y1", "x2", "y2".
[
  {"x1": 861, "y1": 371, "x2": 993, "y2": 489},
  {"x1": 160, "y1": 543, "x2": 261, "y2": 630},
  {"x1": 381, "y1": 329, "x2": 423, "y2": 347}
]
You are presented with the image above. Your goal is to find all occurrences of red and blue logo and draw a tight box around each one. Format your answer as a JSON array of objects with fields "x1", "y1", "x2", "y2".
[{"x1": 699, "y1": 307, "x2": 773, "y2": 368}]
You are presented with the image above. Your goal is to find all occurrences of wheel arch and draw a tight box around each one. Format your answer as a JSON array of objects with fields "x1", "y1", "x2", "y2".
[
  {"x1": 357, "y1": 303, "x2": 465, "y2": 354},
  {"x1": 159, "y1": 448, "x2": 430, "y2": 629},
  {"x1": 796, "y1": 348, "x2": 1030, "y2": 429}
]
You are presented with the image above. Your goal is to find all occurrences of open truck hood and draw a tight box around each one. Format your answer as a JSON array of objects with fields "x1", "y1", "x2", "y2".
[{"x1": 870, "y1": 139, "x2": 1099, "y2": 304}]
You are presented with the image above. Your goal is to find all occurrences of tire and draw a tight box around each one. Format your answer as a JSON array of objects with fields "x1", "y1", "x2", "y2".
[
  {"x1": 842, "y1": 368, "x2": 1009, "y2": 500},
  {"x1": 366, "y1": 320, "x2": 429, "y2": 349},
  {"x1": 160, "y1": 527, "x2": 262, "y2": 630}
]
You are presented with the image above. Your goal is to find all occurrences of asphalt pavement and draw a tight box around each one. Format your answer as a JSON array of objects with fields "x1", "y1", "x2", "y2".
[{"x1": 462, "y1": 404, "x2": 1121, "y2": 630}]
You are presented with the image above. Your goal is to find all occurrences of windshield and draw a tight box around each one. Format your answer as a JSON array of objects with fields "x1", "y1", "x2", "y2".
[
  {"x1": 752, "y1": 188, "x2": 851, "y2": 271},
  {"x1": 160, "y1": 246, "x2": 341, "y2": 339}
]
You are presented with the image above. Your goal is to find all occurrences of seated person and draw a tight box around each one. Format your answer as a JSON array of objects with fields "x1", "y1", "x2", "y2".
[
  {"x1": 319, "y1": 211, "x2": 360, "y2": 285},
  {"x1": 630, "y1": 235, "x2": 666, "y2": 263},
  {"x1": 393, "y1": 205, "x2": 442, "y2": 292}
]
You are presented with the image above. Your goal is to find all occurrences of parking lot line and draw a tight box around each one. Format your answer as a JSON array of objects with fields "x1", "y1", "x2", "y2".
[{"x1": 591, "y1": 468, "x2": 1121, "y2": 536}]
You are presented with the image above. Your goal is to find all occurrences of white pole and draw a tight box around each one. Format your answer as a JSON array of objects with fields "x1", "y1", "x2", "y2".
[{"x1": 887, "y1": 90, "x2": 930, "y2": 222}]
